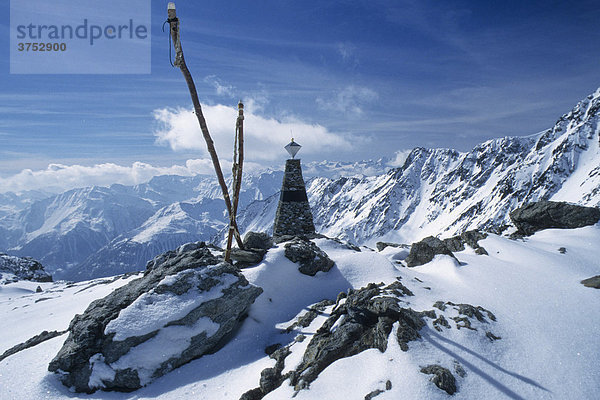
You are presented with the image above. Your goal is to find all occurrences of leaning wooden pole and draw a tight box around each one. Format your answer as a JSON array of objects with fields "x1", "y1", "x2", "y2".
[
  {"x1": 167, "y1": 3, "x2": 244, "y2": 256},
  {"x1": 225, "y1": 102, "x2": 245, "y2": 260}
]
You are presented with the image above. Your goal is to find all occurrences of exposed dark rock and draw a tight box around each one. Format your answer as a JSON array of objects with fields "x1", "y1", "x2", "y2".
[
  {"x1": 581, "y1": 275, "x2": 600, "y2": 289},
  {"x1": 289, "y1": 283, "x2": 428, "y2": 390},
  {"x1": 284, "y1": 237, "x2": 335, "y2": 276},
  {"x1": 230, "y1": 248, "x2": 266, "y2": 268},
  {"x1": 48, "y1": 245, "x2": 262, "y2": 393},
  {"x1": 284, "y1": 299, "x2": 336, "y2": 333},
  {"x1": 36, "y1": 285, "x2": 43, "y2": 293},
  {"x1": 239, "y1": 388, "x2": 264, "y2": 400},
  {"x1": 364, "y1": 380, "x2": 392, "y2": 399},
  {"x1": 433, "y1": 315, "x2": 451, "y2": 331},
  {"x1": 443, "y1": 230, "x2": 488, "y2": 255},
  {"x1": 486, "y1": 331, "x2": 502, "y2": 341},
  {"x1": 474, "y1": 247, "x2": 489, "y2": 255},
  {"x1": 243, "y1": 340, "x2": 293, "y2": 399},
  {"x1": 420, "y1": 365, "x2": 457, "y2": 395},
  {"x1": 0, "y1": 330, "x2": 67, "y2": 362},
  {"x1": 0, "y1": 253, "x2": 52, "y2": 282},
  {"x1": 260, "y1": 367, "x2": 284, "y2": 394},
  {"x1": 376, "y1": 241, "x2": 409, "y2": 252},
  {"x1": 365, "y1": 389, "x2": 385, "y2": 399},
  {"x1": 448, "y1": 302, "x2": 496, "y2": 322},
  {"x1": 558, "y1": 247, "x2": 567, "y2": 254},
  {"x1": 264, "y1": 343, "x2": 282, "y2": 356},
  {"x1": 243, "y1": 232, "x2": 274, "y2": 251},
  {"x1": 385, "y1": 279, "x2": 415, "y2": 297},
  {"x1": 510, "y1": 201, "x2": 600, "y2": 236},
  {"x1": 433, "y1": 301, "x2": 447, "y2": 311},
  {"x1": 405, "y1": 236, "x2": 459, "y2": 267}
]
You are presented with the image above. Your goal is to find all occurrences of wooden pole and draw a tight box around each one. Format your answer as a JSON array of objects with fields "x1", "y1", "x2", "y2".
[
  {"x1": 224, "y1": 102, "x2": 245, "y2": 260},
  {"x1": 167, "y1": 4, "x2": 244, "y2": 257}
]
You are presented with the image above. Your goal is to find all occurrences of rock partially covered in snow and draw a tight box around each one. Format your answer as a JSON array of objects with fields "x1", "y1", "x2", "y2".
[
  {"x1": 510, "y1": 201, "x2": 600, "y2": 236},
  {"x1": 290, "y1": 282, "x2": 428, "y2": 390},
  {"x1": 283, "y1": 237, "x2": 334, "y2": 276},
  {"x1": 0, "y1": 253, "x2": 52, "y2": 283},
  {"x1": 405, "y1": 236, "x2": 459, "y2": 267},
  {"x1": 48, "y1": 243, "x2": 262, "y2": 393},
  {"x1": 443, "y1": 230, "x2": 489, "y2": 255}
]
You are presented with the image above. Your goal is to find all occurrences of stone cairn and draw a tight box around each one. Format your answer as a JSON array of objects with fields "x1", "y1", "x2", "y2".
[{"x1": 273, "y1": 140, "x2": 316, "y2": 237}]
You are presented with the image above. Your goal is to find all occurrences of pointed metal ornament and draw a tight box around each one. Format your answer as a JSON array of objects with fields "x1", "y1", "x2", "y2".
[{"x1": 284, "y1": 138, "x2": 301, "y2": 159}]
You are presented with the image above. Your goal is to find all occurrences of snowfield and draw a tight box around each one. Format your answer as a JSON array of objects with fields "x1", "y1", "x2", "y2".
[{"x1": 1, "y1": 226, "x2": 599, "y2": 399}]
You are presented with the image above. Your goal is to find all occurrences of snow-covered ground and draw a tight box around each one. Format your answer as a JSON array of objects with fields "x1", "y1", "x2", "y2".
[{"x1": 1, "y1": 226, "x2": 599, "y2": 399}]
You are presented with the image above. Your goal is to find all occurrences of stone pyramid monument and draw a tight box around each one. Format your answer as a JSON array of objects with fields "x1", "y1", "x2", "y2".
[{"x1": 273, "y1": 139, "x2": 316, "y2": 237}]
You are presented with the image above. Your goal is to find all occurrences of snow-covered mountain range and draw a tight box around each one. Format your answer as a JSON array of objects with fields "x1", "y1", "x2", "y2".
[{"x1": 2, "y1": 89, "x2": 600, "y2": 280}]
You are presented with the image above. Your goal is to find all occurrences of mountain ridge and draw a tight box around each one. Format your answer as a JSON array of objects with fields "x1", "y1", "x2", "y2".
[{"x1": 1, "y1": 89, "x2": 600, "y2": 280}]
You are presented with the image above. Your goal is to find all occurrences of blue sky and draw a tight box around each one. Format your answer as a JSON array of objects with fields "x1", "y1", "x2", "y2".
[{"x1": 1, "y1": 0, "x2": 600, "y2": 191}]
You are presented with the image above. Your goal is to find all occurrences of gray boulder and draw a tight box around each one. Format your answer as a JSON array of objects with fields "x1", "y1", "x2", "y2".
[
  {"x1": 243, "y1": 232, "x2": 274, "y2": 251},
  {"x1": 510, "y1": 201, "x2": 600, "y2": 236},
  {"x1": 48, "y1": 242, "x2": 262, "y2": 393},
  {"x1": 0, "y1": 253, "x2": 52, "y2": 282},
  {"x1": 284, "y1": 237, "x2": 334, "y2": 276},
  {"x1": 405, "y1": 236, "x2": 459, "y2": 267}
]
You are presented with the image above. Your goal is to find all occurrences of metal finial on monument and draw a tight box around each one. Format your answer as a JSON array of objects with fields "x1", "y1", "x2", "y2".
[{"x1": 284, "y1": 138, "x2": 301, "y2": 159}]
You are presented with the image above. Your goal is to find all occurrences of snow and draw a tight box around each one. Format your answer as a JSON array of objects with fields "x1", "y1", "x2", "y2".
[
  {"x1": 102, "y1": 317, "x2": 220, "y2": 387},
  {"x1": 105, "y1": 267, "x2": 237, "y2": 341},
  {"x1": 1, "y1": 230, "x2": 599, "y2": 399}
]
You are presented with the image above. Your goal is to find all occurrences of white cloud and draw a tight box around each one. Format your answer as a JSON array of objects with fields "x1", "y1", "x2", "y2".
[
  {"x1": 316, "y1": 85, "x2": 378, "y2": 115},
  {"x1": 153, "y1": 104, "x2": 353, "y2": 161},
  {"x1": 203, "y1": 75, "x2": 235, "y2": 97},
  {"x1": 388, "y1": 149, "x2": 413, "y2": 168},
  {"x1": 0, "y1": 160, "x2": 231, "y2": 194}
]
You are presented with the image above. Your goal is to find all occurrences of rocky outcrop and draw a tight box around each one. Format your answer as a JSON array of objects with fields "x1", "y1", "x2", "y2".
[
  {"x1": 241, "y1": 281, "x2": 426, "y2": 398},
  {"x1": 0, "y1": 253, "x2": 52, "y2": 282},
  {"x1": 420, "y1": 365, "x2": 457, "y2": 395},
  {"x1": 290, "y1": 281, "x2": 428, "y2": 390},
  {"x1": 510, "y1": 201, "x2": 600, "y2": 236},
  {"x1": 405, "y1": 236, "x2": 459, "y2": 267},
  {"x1": 48, "y1": 242, "x2": 262, "y2": 393},
  {"x1": 284, "y1": 237, "x2": 334, "y2": 276},
  {"x1": 581, "y1": 275, "x2": 600, "y2": 289}
]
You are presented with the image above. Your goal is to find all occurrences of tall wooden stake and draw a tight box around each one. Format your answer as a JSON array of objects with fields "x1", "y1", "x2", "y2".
[
  {"x1": 167, "y1": 3, "x2": 244, "y2": 258},
  {"x1": 225, "y1": 102, "x2": 245, "y2": 261}
]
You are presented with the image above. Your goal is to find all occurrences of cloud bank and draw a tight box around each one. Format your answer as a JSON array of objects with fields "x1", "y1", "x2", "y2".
[
  {"x1": 0, "y1": 160, "x2": 254, "y2": 194},
  {"x1": 153, "y1": 104, "x2": 353, "y2": 160}
]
